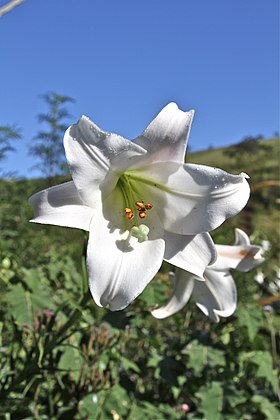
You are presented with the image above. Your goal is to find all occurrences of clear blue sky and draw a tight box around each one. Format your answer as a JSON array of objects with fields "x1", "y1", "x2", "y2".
[{"x1": 1, "y1": 0, "x2": 279, "y2": 178}]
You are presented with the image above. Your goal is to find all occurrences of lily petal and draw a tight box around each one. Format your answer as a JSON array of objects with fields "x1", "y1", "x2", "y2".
[
  {"x1": 164, "y1": 232, "x2": 217, "y2": 278},
  {"x1": 192, "y1": 269, "x2": 237, "y2": 322},
  {"x1": 134, "y1": 103, "x2": 194, "y2": 163},
  {"x1": 131, "y1": 162, "x2": 250, "y2": 234},
  {"x1": 213, "y1": 244, "x2": 264, "y2": 272},
  {"x1": 63, "y1": 115, "x2": 147, "y2": 206},
  {"x1": 151, "y1": 270, "x2": 194, "y2": 319},
  {"x1": 87, "y1": 204, "x2": 165, "y2": 311},
  {"x1": 209, "y1": 228, "x2": 264, "y2": 272},
  {"x1": 29, "y1": 181, "x2": 94, "y2": 230},
  {"x1": 234, "y1": 228, "x2": 251, "y2": 246}
]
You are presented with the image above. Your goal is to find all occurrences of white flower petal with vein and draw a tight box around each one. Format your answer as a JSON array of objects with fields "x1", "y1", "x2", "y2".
[
  {"x1": 29, "y1": 103, "x2": 250, "y2": 311},
  {"x1": 152, "y1": 228, "x2": 264, "y2": 321},
  {"x1": 211, "y1": 228, "x2": 264, "y2": 272}
]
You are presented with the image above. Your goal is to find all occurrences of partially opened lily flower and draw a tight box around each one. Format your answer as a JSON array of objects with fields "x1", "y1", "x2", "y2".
[
  {"x1": 152, "y1": 228, "x2": 264, "y2": 321},
  {"x1": 29, "y1": 103, "x2": 250, "y2": 311}
]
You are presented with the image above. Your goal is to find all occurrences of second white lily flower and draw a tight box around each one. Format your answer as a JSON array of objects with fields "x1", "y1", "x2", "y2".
[{"x1": 152, "y1": 228, "x2": 264, "y2": 321}]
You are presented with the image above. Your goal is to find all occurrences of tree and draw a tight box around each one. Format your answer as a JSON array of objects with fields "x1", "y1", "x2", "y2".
[
  {"x1": 0, "y1": 125, "x2": 21, "y2": 174},
  {"x1": 224, "y1": 135, "x2": 272, "y2": 160},
  {"x1": 30, "y1": 92, "x2": 74, "y2": 180}
]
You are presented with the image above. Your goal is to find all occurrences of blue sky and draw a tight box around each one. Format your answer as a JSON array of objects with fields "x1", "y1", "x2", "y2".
[{"x1": 1, "y1": 0, "x2": 279, "y2": 178}]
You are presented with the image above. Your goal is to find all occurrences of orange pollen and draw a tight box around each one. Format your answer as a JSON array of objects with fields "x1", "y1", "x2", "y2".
[
  {"x1": 126, "y1": 212, "x2": 135, "y2": 220},
  {"x1": 136, "y1": 202, "x2": 145, "y2": 211},
  {"x1": 145, "y1": 203, "x2": 153, "y2": 210},
  {"x1": 124, "y1": 200, "x2": 153, "y2": 221}
]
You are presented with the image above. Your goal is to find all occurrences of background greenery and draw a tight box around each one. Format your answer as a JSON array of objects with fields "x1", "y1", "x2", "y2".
[{"x1": 0, "y1": 138, "x2": 279, "y2": 419}]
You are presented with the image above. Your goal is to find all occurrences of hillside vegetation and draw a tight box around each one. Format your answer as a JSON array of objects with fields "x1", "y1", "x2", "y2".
[{"x1": 0, "y1": 138, "x2": 279, "y2": 419}]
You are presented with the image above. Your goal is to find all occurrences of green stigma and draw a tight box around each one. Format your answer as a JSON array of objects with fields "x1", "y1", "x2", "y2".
[{"x1": 131, "y1": 224, "x2": 150, "y2": 243}]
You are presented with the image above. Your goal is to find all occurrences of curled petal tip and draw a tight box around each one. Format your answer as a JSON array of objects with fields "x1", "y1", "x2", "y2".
[
  {"x1": 80, "y1": 114, "x2": 90, "y2": 122},
  {"x1": 253, "y1": 248, "x2": 265, "y2": 261},
  {"x1": 151, "y1": 307, "x2": 168, "y2": 319},
  {"x1": 214, "y1": 305, "x2": 236, "y2": 319},
  {"x1": 240, "y1": 172, "x2": 250, "y2": 179},
  {"x1": 234, "y1": 228, "x2": 250, "y2": 246},
  {"x1": 165, "y1": 101, "x2": 178, "y2": 109},
  {"x1": 212, "y1": 311, "x2": 221, "y2": 323}
]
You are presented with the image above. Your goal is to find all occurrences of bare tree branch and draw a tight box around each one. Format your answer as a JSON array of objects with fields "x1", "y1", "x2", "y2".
[{"x1": 0, "y1": 0, "x2": 24, "y2": 17}]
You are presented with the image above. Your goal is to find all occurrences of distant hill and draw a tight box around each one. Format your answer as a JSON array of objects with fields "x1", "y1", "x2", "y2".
[
  {"x1": 187, "y1": 137, "x2": 279, "y2": 237},
  {"x1": 187, "y1": 138, "x2": 279, "y2": 180}
]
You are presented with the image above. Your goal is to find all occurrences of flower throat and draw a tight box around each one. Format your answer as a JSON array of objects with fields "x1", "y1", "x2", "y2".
[{"x1": 117, "y1": 174, "x2": 153, "y2": 242}]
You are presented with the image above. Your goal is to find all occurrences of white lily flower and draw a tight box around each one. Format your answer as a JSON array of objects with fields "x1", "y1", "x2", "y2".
[
  {"x1": 29, "y1": 103, "x2": 250, "y2": 311},
  {"x1": 152, "y1": 228, "x2": 264, "y2": 322}
]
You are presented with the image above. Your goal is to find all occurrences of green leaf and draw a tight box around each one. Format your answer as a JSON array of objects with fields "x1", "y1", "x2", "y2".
[
  {"x1": 58, "y1": 345, "x2": 84, "y2": 382},
  {"x1": 5, "y1": 284, "x2": 33, "y2": 325},
  {"x1": 102, "y1": 384, "x2": 130, "y2": 417},
  {"x1": 236, "y1": 305, "x2": 263, "y2": 343},
  {"x1": 128, "y1": 401, "x2": 178, "y2": 420},
  {"x1": 183, "y1": 340, "x2": 225, "y2": 375},
  {"x1": 251, "y1": 351, "x2": 278, "y2": 393},
  {"x1": 139, "y1": 276, "x2": 169, "y2": 307},
  {"x1": 224, "y1": 387, "x2": 247, "y2": 408},
  {"x1": 147, "y1": 351, "x2": 163, "y2": 368},
  {"x1": 120, "y1": 356, "x2": 140, "y2": 373},
  {"x1": 5, "y1": 270, "x2": 55, "y2": 325},
  {"x1": 196, "y1": 381, "x2": 223, "y2": 420},
  {"x1": 171, "y1": 386, "x2": 181, "y2": 399},
  {"x1": 252, "y1": 395, "x2": 280, "y2": 419},
  {"x1": 78, "y1": 392, "x2": 103, "y2": 419}
]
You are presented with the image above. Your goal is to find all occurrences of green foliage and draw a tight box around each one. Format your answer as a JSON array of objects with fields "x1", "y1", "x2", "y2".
[
  {"x1": 252, "y1": 395, "x2": 280, "y2": 419},
  {"x1": 0, "y1": 124, "x2": 21, "y2": 175},
  {"x1": 0, "y1": 139, "x2": 279, "y2": 418},
  {"x1": 223, "y1": 135, "x2": 273, "y2": 163},
  {"x1": 183, "y1": 339, "x2": 225, "y2": 375},
  {"x1": 196, "y1": 381, "x2": 223, "y2": 419},
  {"x1": 236, "y1": 304, "x2": 263, "y2": 343},
  {"x1": 251, "y1": 351, "x2": 278, "y2": 393},
  {"x1": 29, "y1": 91, "x2": 74, "y2": 179}
]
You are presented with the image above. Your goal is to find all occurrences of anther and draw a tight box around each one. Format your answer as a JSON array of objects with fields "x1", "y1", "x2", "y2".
[
  {"x1": 125, "y1": 207, "x2": 132, "y2": 213},
  {"x1": 135, "y1": 201, "x2": 145, "y2": 211},
  {"x1": 127, "y1": 212, "x2": 135, "y2": 220},
  {"x1": 139, "y1": 211, "x2": 147, "y2": 219},
  {"x1": 145, "y1": 203, "x2": 153, "y2": 210}
]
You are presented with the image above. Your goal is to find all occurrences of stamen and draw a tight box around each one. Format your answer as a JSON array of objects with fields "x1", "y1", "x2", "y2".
[
  {"x1": 145, "y1": 203, "x2": 153, "y2": 210},
  {"x1": 135, "y1": 201, "x2": 145, "y2": 211},
  {"x1": 120, "y1": 181, "x2": 153, "y2": 225},
  {"x1": 127, "y1": 212, "x2": 135, "y2": 220}
]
